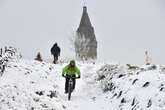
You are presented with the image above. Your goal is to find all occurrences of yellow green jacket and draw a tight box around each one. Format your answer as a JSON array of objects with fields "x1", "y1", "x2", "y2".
[{"x1": 62, "y1": 65, "x2": 80, "y2": 76}]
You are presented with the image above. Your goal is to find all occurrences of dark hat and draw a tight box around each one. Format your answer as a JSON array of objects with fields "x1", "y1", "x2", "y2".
[
  {"x1": 54, "y1": 43, "x2": 57, "y2": 46},
  {"x1": 69, "y1": 60, "x2": 75, "y2": 66}
]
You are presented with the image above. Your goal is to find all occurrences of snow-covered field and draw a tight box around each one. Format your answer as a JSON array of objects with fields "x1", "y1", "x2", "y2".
[{"x1": 1, "y1": 55, "x2": 165, "y2": 110}]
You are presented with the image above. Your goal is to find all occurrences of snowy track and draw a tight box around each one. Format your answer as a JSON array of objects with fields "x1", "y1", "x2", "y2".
[{"x1": 54, "y1": 63, "x2": 110, "y2": 110}]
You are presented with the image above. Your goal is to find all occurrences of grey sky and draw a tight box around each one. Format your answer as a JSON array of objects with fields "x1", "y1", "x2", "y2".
[{"x1": 0, "y1": 0, "x2": 165, "y2": 64}]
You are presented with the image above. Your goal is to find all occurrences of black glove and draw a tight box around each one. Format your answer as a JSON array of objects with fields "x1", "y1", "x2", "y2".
[
  {"x1": 77, "y1": 75, "x2": 80, "y2": 78},
  {"x1": 62, "y1": 74, "x2": 65, "y2": 77}
]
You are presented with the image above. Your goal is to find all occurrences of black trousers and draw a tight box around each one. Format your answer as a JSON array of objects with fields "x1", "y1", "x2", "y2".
[
  {"x1": 65, "y1": 75, "x2": 76, "y2": 92},
  {"x1": 53, "y1": 55, "x2": 58, "y2": 64}
]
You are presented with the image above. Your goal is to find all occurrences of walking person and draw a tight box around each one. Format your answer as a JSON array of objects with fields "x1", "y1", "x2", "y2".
[{"x1": 51, "y1": 43, "x2": 61, "y2": 64}]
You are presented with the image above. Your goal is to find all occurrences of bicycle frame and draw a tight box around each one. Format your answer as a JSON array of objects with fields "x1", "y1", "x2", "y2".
[
  {"x1": 68, "y1": 78, "x2": 73, "y2": 100},
  {"x1": 64, "y1": 76, "x2": 78, "y2": 100}
]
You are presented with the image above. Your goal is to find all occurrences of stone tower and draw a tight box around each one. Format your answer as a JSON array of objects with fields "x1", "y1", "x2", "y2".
[{"x1": 75, "y1": 6, "x2": 97, "y2": 60}]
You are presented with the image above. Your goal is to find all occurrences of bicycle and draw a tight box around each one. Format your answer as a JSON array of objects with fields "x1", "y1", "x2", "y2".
[{"x1": 64, "y1": 76, "x2": 79, "y2": 101}]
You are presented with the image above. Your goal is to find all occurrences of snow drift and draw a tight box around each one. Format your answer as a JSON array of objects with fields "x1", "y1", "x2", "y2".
[
  {"x1": 97, "y1": 64, "x2": 165, "y2": 110},
  {"x1": 0, "y1": 59, "x2": 66, "y2": 110}
]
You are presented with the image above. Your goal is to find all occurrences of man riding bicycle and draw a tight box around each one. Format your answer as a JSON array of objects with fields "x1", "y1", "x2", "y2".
[{"x1": 62, "y1": 60, "x2": 80, "y2": 94}]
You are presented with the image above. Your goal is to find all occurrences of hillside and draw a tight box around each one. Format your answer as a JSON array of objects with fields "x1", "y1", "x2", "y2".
[{"x1": 0, "y1": 53, "x2": 165, "y2": 109}]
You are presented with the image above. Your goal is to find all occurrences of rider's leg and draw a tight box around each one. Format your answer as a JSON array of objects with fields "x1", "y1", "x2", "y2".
[
  {"x1": 72, "y1": 75, "x2": 76, "y2": 91},
  {"x1": 73, "y1": 78, "x2": 76, "y2": 90},
  {"x1": 65, "y1": 77, "x2": 69, "y2": 93}
]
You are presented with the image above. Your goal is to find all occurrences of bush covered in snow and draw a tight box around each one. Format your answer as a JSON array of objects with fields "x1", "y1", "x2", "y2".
[
  {"x1": 97, "y1": 64, "x2": 126, "y2": 92},
  {"x1": 0, "y1": 60, "x2": 66, "y2": 110},
  {"x1": 0, "y1": 47, "x2": 22, "y2": 76},
  {"x1": 97, "y1": 64, "x2": 165, "y2": 110}
]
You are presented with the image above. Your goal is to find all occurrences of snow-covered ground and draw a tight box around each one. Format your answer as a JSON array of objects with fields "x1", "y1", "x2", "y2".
[
  {"x1": 0, "y1": 60, "x2": 65, "y2": 110},
  {"x1": 97, "y1": 64, "x2": 165, "y2": 110},
  {"x1": 1, "y1": 56, "x2": 165, "y2": 110},
  {"x1": 0, "y1": 58, "x2": 105, "y2": 110}
]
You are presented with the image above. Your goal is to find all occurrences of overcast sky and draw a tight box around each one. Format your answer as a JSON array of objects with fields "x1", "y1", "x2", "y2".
[{"x1": 0, "y1": 0, "x2": 165, "y2": 64}]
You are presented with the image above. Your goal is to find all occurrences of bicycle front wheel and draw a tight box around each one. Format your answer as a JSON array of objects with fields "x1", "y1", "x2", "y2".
[{"x1": 68, "y1": 85, "x2": 72, "y2": 100}]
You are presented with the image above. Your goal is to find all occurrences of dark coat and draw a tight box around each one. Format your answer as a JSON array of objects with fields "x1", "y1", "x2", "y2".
[{"x1": 51, "y1": 43, "x2": 61, "y2": 56}]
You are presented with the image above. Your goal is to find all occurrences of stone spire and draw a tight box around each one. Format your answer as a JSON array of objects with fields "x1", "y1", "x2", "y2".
[
  {"x1": 78, "y1": 6, "x2": 92, "y2": 29},
  {"x1": 75, "y1": 6, "x2": 97, "y2": 60}
]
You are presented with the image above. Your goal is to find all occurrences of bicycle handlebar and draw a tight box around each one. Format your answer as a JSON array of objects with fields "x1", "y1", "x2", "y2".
[{"x1": 63, "y1": 76, "x2": 80, "y2": 79}]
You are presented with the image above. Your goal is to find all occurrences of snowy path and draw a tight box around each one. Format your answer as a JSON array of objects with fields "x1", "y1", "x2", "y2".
[{"x1": 52, "y1": 63, "x2": 111, "y2": 110}]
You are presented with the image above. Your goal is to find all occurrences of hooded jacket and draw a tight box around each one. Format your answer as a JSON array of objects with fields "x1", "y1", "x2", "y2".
[{"x1": 62, "y1": 65, "x2": 80, "y2": 76}]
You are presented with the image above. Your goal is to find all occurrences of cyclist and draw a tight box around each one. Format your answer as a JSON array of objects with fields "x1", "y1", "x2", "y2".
[{"x1": 62, "y1": 60, "x2": 80, "y2": 94}]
